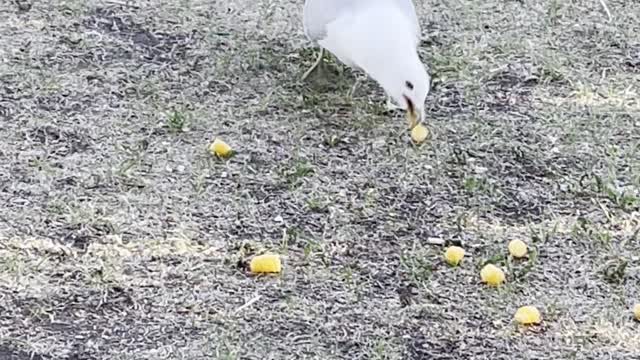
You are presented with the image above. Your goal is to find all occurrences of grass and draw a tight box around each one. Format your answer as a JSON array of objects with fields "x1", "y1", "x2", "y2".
[{"x1": 1, "y1": 0, "x2": 640, "y2": 359}]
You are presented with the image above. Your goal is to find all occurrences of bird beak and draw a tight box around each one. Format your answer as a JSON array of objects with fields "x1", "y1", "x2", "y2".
[
  {"x1": 402, "y1": 95, "x2": 420, "y2": 129},
  {"x1": 406, "y1": 109, "x2": 419, "y2": 129},
  {"x1": 403, "y1": 95, "x2": 419, "y2": 129}
]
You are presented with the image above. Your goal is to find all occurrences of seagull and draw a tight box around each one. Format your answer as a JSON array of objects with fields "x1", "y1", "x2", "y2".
[{"x1": 302, "y1": 0, "x2": 431, "y2": 129}]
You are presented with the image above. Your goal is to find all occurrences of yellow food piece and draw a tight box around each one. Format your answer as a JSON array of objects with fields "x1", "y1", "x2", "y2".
[
  {"x1": 209, "y1": 138, "x2": 233, "y2": 158},
  {"x1": 480, "y1": 264, "x2": 505, "y2": 286},
  {"x1": 508, "y1": 239, "x2": 528, "y2": 258},
  {"x1": 444, "y1": 246, "x2": 465, "y2": 266},
  {"x1": 410, "y1": 124, "x2": 429, "y2": 143},
  {"x1": 249, "y1": 254, "x2": 282, "y2": 273},
  {"x1": 633, "y1": 304, "x2": 640, "y2": 320},
  {"x1": 514, "y1": 305, "x2": 542, "y2": 325}
]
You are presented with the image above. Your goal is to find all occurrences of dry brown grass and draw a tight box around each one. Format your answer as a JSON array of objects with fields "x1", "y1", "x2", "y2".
[{"x1": 1, "y1": 0, "x2": 639, "y2": 359}]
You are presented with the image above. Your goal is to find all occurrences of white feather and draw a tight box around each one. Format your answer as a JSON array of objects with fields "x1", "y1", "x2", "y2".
[{"x1": 303, "y1": 0, "x2": 430, "y2": 119}]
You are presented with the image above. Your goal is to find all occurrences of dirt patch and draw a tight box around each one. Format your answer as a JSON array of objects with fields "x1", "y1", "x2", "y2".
[
  {"x1": 1, "y1": 0, "x2": 639, "y2": 359},
  {"x1": 81, "y1": 6, "x2": 202, "y2": 65}
]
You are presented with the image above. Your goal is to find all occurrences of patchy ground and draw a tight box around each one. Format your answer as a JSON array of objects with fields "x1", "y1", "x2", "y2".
[{"x1": 1, "y1": 0, "x2": 639, "y2": 359}]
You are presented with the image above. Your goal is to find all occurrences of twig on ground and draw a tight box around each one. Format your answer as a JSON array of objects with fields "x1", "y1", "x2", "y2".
[
  {"x1": 233, "y1": 294, "x2": 262, "y2": 315},
  {"x1": 426, "y1": 237, "x2": 446, "y2": 246},
  {"x1": 599, "y1": 0, "x2": 612, "y2": 22}
]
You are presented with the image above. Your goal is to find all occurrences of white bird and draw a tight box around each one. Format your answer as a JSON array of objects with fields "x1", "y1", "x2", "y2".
[{"x1": 302, "y1": 0, "x2": 431, "y2": 129}]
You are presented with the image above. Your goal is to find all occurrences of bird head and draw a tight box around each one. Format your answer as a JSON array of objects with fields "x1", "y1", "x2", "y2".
[
  {"x1": 390, "y1": 58, "x2": 430, "y2": 129},
  {"x1": 346, "y1": 17, "x2": 431, "y2": 129}
]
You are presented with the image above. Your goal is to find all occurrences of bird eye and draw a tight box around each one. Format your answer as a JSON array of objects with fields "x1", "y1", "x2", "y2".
[{"x1": 405, "y1": 81, "x2": 414, "y2": 90}]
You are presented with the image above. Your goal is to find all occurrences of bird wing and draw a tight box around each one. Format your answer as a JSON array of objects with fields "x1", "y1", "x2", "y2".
[
  {"x1": 393, "y1": 0, "x2": 421, "y2": 43},
  {"x1": 303, "y1": 0, "x2": 421, "y2": 44},
  {"x1": 303, "y1": 0, "x2": 356, "y2": 42}
]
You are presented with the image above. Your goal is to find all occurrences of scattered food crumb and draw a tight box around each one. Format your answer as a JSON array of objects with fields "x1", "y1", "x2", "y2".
[
  {"x1": 209, "y1": 138, "x2": 233, "y2": 158},
  {"x1": 250, "y1": 254, "x2": 282, "y2": 274},
  {"x1": 410, "y1": 123, "x2": 429, "y2": 143},
  {"x1": 514, "y1": 305, "x2": 542, "y2": 325},
  {"x1": 508, "y1": 239, "x2": 528, "y2": 258},
  {"x1": 480, "y1": 263, "x2": 505, "y2": 286},
  {"x1": 445, "y1": 246, "x2": 465, "y2": 266}
]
